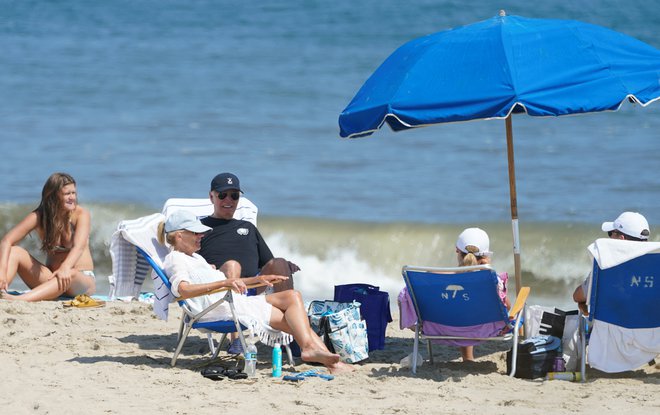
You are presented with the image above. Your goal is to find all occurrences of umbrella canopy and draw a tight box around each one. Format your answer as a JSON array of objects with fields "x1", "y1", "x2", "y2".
[{"x1": 338, "y1": 12, "x2": 660, "y2": 293}]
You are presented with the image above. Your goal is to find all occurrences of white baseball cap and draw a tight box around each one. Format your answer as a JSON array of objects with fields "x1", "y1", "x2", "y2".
[
  {"x1": 456, "y1": 227, "x2": 492, "y2": 257},
  {"x1": 164, "y1": 210, "x2": 212, "y2": 234},
  {"x1": 601, "y1": 211, "x2": 650, "y2": 240}
]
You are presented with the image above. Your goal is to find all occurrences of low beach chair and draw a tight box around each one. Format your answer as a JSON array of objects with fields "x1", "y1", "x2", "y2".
[
  {"x1": 110, "y1": 197, "x2": 293, "y2": 367},
  {"x1": 402, "y1": 264, "x2": 530, "y2": 375},
  {"x1": 578, "y1": 239, "x2": 660, "y2": 381},
  {"x1": 136, "y1": 246, "x2": 294, "y2": 367}
]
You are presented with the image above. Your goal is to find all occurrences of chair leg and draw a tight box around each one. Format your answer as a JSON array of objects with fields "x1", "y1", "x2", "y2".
[
  {"x1": 210, "y1": 335, "x2": 223, "y2": 361},
  {"x1": 171, "y1": 325, "x2": 194, "y2": 367},
  {"x1": 412, "y1": 324, "x2": 420, "y2": 375},
  {"x1": 284, "y1": 344, "x2": 295, "y2": 368},
  {"x1": 579, "y1": 314, "x2": 588, "y2": 382},
  {"x1": 508, "y1": 313, "x2": 524, "y2": 377},
  {"x1": 509, "y1": 329, "x2": 519, "y2": 377},
  {"x1": 427, "y1": 339, "x2": 433, "y2": 365},
  {"x1": 217, "y1": 333, "x2": 229, "y2": 352},
  {"x1": 207, "y1": 334, "x2": 216, "y2": 355}
]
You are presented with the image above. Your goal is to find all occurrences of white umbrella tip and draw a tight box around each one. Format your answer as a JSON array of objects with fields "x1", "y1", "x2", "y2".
[{"x1": 499, "y1": 9, "x2": 506, "y2": 17}]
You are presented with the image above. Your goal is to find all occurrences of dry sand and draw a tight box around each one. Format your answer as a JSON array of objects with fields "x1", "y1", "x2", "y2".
[{"x1": 1, "y1": 300, "x2": 658, "y2": 415}]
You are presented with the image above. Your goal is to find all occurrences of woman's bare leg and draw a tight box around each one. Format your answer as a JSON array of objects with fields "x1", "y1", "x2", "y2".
[
  {"x1": 3, "y1": 271, "x2": 94, "y2": 302},
  {"x1": 4, "y1": 246, "x2": 52, "y2": 288},
  {"x1": 1, "y1": 246, "x2": 94, "y2": 302},
  {"x1": 265, "y1": 291, "x2": 355, "y2": 373}
]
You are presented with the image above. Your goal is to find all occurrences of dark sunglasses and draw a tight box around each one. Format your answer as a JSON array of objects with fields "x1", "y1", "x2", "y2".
[{"x1": 218, "y1": 191, "x2": 240, "y2": 201}]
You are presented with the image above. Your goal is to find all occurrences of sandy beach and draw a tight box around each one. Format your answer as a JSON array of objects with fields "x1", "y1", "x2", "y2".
[{"x1": 1, "y1": 299, "x2": 658, "y2": 415}]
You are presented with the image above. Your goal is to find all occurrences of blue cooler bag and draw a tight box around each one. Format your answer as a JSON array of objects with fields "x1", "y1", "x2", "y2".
[{"x1": 334, "y1": 284, "x2": 392, "y2": 351}]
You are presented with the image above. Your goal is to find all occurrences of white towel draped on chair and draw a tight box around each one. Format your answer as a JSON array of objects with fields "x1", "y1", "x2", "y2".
[
  {"x1": 108, "y1": 197, "x2": 258, "y2": 320},
  {"x1": 581, "y1": 239, "x2": 660, "y2": 374}
]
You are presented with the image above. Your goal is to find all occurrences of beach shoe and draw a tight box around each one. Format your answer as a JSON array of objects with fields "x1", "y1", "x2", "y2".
[
  {"x1": 224, "y1": 369, "x2": 248, "y2": 380},
  {"x1": 201, "y1": 366, "x2": 227, "y2": 381},
  {"x1": 283, "y1": 369, "x2": 334, "y2": 382},
  {"x1": 227, "y1": 338, "x2": 244, "y2": 354},
  {"x1": 201, "y1": 366, "x2": 247, "y2": 381},
  {"x1": 63, "y1": 294, "x2": 106, "y2": 308}
]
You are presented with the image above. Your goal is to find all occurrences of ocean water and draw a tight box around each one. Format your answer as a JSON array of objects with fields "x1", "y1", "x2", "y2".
[{"x1": 1, "y1": 0, "x2": 659, "y2": 310}]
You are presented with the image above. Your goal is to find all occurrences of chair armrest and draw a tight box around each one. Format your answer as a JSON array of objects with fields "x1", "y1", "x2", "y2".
[
  {"x1": 175, "y1": 280, "x2": 281, "y2": 301},
  {"x1": 508, "y1": 286, "x2": 530, "y2": 319}
]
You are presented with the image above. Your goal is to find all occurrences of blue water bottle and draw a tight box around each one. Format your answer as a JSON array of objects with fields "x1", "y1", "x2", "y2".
[{"x1": 272, "y1": 343, "x2": 282, "y2": 377}]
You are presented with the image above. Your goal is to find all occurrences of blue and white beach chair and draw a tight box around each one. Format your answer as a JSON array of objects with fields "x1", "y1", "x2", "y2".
[
  {"x1": 110, "y1": 197, "x2": 293, "y2": 367},
  {"x1": 402, "y1": 264, "x2": 530, "y2": 375},
  {"x1": 578, "y1": 239, "x2": 660, "y2": 381},
  {"x1": 136, "y1": 246, "x2": 294, "y2": 367}
]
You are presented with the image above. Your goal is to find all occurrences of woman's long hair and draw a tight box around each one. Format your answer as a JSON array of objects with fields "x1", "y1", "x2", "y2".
[
  {"x1": 34, "y1": 172, "x2": 76, "y2": 253},
  {"x1": 459, "y1": 245, "x2": 490, "y2": 267}
]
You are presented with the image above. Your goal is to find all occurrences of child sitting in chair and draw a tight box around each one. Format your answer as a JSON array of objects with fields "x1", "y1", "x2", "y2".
[{"x1": 398, "y1": 227, "x2": 510, "y2": 362}]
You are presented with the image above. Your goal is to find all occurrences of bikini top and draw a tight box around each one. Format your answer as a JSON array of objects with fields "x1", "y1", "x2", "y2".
[{"x1": 51, "y1": 222, "x2": 76, "y2": 253}]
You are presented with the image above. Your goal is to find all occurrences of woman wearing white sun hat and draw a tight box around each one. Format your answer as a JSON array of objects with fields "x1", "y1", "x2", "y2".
[{"x1": 158, "y1": 210, "x2": 353, "y2": 374}]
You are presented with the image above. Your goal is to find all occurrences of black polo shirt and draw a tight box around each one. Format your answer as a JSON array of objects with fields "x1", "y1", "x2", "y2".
[{"x1": 199, "y1": 217, "x2": 274, "y2": 277}]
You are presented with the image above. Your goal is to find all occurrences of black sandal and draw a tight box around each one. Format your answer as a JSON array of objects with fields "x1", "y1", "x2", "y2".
[
  {"x1": 201, "y1": 366, "x2": 227, "y2": 381},
  {"x1": 224, "y1": 369, "x2": 248, "y2": 380}
]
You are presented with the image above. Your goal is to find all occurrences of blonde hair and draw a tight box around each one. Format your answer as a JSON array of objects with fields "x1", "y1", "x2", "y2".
[
  {"x1": 459, "y1": 245, "x2": 490, "y2": 267},
  {"x1": 157, "y1": 222, "x2": 180, "y2": 246}
]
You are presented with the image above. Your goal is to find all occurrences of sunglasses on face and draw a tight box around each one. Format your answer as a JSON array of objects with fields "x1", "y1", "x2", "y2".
[
  {"x1": 607, "y1": 230, "x2": 621, "y2": 238},
  {"x1": 218, "y1": 191, "x2": 240, "y2": 201}
]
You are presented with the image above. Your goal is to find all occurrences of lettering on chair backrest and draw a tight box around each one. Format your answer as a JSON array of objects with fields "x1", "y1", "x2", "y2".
[
  {"x1": 441, "y1": 284, "x2": 469, "y2": 301},
  {"x1": 630, "y1": 274, "x2": 654, "y2": 288}
]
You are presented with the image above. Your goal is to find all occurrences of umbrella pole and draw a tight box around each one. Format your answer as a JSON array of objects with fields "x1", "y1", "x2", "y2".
[{"x1": 505, "y1": 114, "x2": 522, "y2": 295}]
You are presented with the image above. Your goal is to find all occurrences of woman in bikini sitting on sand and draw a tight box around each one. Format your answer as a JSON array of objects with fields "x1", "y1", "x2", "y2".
[
  {"x1": 158, "y1": 210, "x2": 353, "y2": 374},
  {"x1": 0, "y1": 172, "x2": 96, "y2": 301}
]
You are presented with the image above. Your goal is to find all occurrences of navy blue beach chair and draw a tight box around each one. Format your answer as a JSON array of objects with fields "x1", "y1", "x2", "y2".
[
  {"x1": 402, "y1": 264, "x2": 530, "y2": 375},
  {"x1": 579, "y1": 251, "x2": 660, "y2": 381}
]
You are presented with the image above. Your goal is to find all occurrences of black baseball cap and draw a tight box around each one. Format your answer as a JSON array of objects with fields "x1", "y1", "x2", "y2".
[{"x1": 210, "y1": 172, "x2": 242, "y2": 193}]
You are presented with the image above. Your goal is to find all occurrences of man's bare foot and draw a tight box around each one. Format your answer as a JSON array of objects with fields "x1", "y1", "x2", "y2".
[
  {"x1": 301, "y1": 349, "x2": 340, "y2": 366},
  {"x1": 328, "y1": 361, "x2": 355, "y2": 374}
]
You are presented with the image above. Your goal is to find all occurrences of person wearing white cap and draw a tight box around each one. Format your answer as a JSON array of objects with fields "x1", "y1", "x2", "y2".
[
  {"x1": 454, "y1": 227, "x2": 510, "y2": 360},
  {"x1": 398, "y1": 227, "x2": 510, "y2": 362},
  {"x1": 573, "y1": 212, "x2": 651, "y2": 315},
  {"x1": 157, "y1": 210, "x2": 353, "y2": 374}
]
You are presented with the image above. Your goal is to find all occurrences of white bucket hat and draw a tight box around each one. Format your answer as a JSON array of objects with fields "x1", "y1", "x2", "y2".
[
  {"x1": 164, "y1": 210, "x2": 212, "y2": 234},
  {"x1": 456, "y1": 227, "x2": 492, "y2": 257},
  {"x1": 601, "y1": 211, "x2": 650, "y2": 240}
]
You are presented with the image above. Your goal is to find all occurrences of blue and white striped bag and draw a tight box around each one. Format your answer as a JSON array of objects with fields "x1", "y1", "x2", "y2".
[{"x1": 308, "y1": 300, "x2": 369, "y2": 363}]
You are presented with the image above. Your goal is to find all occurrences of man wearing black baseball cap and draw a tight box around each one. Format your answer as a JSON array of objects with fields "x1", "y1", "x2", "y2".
[{"x1": 199, "y1": 172, "x2": 300, "y2": 292}]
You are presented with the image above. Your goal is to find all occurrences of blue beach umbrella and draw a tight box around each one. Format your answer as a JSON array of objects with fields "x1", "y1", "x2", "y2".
[{"x1": 338, "y1": 11, "x2": 660, "y2": 294}]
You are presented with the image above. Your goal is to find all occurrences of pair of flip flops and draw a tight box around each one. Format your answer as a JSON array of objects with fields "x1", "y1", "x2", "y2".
[
  {"x1": 283, "y1": 369, "x2": 334, "y2": 382},
  {"x1": 63, "y1": 294, "x2": 106, "y2": 308},
  {"x1": 201, "y1": 365, "x2": 248, "y2": 381}
]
